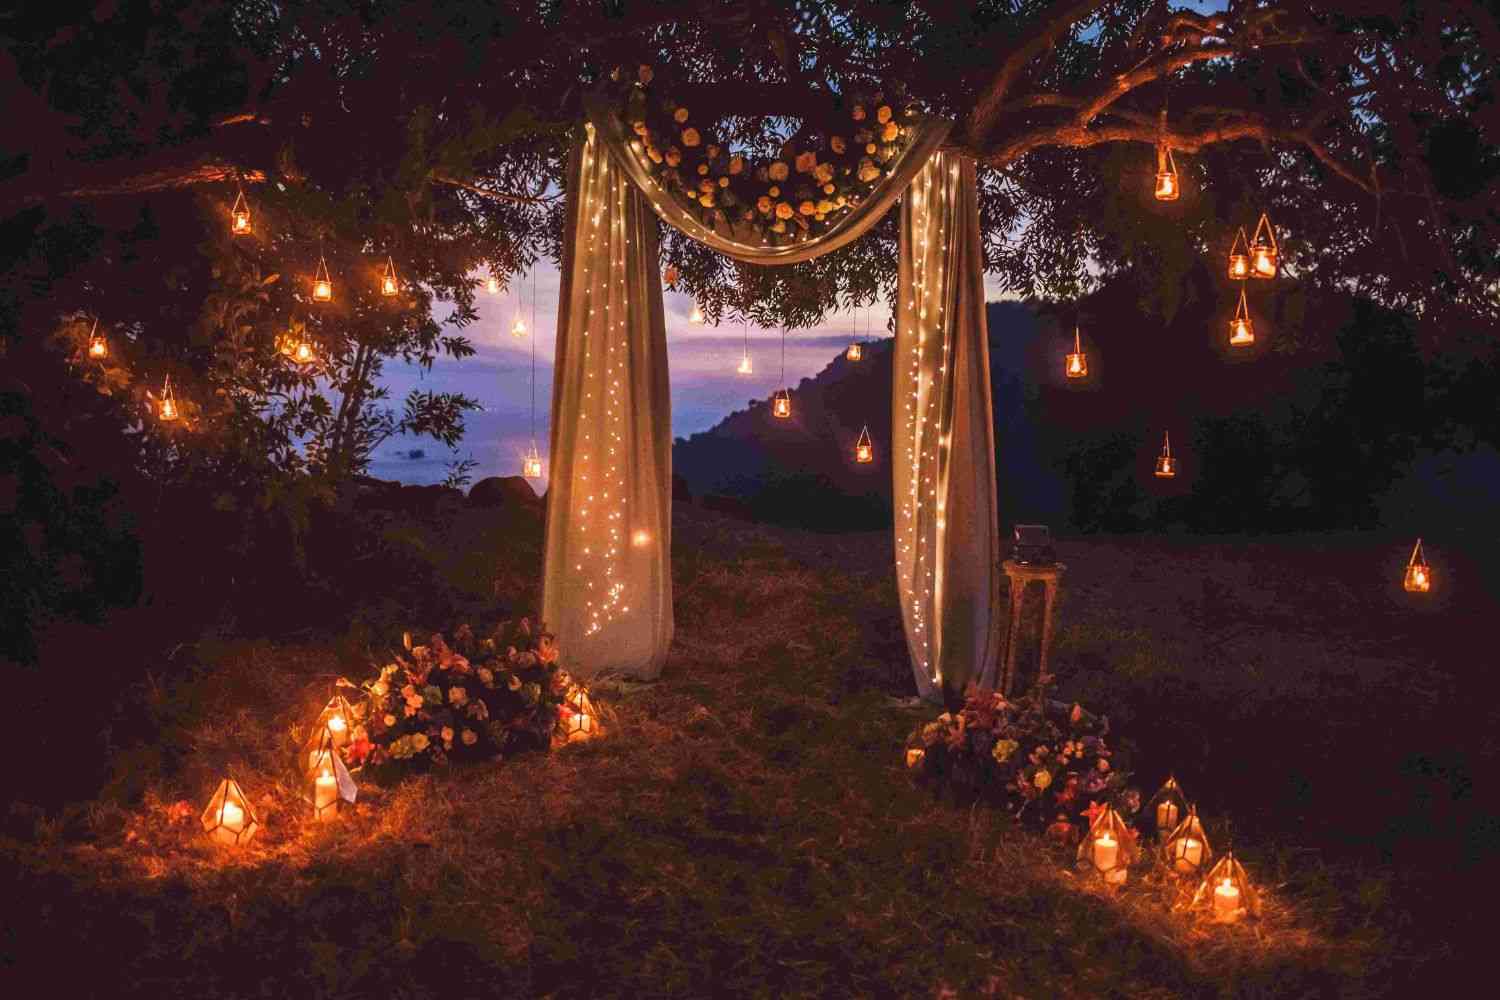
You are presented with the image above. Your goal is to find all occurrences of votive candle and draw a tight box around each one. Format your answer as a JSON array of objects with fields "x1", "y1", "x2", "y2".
[
  {"x1": 1171, "y1": 836, "x2": 1204, "y2": 873},
  {"x1": 1156, "y1": 800, "x2": 1179, "y2": 832},
  {"x1": 314, "y1": 770, "x2": 337, "y2": 821},
  {"x1": 213, "y1": 800, "x2": 245, "y2": 846},
  {"x1": 1213, "y1": 877, "x2": 1241, "y2": 918}
]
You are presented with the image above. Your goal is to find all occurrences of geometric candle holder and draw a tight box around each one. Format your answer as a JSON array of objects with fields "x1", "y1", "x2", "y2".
[
  {"x1": 201, "y1": 776, "x2": 260, "y2": 847},
  {"x1": 304, "y1": 732, "x2": 357, "y2": 823},
  {"x1": 1147, "y1": 775, "x2": 1188, "y2": 838},
  {"x1": 1192, "y1": 851, "x2": 1259, "y2": 922},
  {"x1": 1076, "y1": 804, "x2": 1139, "y2": 885},
  {"x1": 1163, "y1": 804, "x2": 1213, "y2": 876}
]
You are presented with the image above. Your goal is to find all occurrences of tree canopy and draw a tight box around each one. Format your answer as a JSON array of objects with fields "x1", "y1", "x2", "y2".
[{"x1": 2, "y1": 0, "x2": 1497, "y2": 494}]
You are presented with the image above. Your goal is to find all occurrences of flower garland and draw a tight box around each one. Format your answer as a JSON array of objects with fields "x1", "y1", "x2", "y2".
[
  {"x1": 608, "y1": 64, "x2": 921, "y2": 246},
  {"x1": 350, "y1": 618, "x2": 599, "y2": 775},
  {"x1": 904, "y1": 678, "x2": 1136, "y2": 843}
]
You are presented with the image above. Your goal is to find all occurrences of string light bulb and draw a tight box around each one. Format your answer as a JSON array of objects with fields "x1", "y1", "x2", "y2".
[
  {"x1": 1229, "y1": 287, "x2": 1254, "y2": 346},
  {"x1": 1065, "y1": 326, "x2": 1087, "y2": 378},
  {"x1": 230, "y1": 187, "x2": 251, "y2": 235},
  {"x1": 1154, "y1": 431, "x2": 1176, "y2": 478},
  {"x1": 380, "y1": 256, "x2": 399, "y2": 297}
]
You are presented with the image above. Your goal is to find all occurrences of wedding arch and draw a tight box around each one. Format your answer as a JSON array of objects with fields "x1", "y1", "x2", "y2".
[{"x1": 541, "y1": 89, "x2": 1002, "y2": 705}]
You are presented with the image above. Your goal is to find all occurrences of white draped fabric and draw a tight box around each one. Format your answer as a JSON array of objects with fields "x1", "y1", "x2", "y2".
[
  {"x1": 544, "y1": 105, "x2": 999, "y2": 701},
  {"x1": 894, "y1": 152, "x2": 1002, "y2": 703},
  {"x1": 541, "y1": 124, "x2": 674, "y2": 680}
]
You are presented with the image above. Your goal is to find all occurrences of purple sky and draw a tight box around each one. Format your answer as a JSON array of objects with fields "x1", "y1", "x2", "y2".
[{"x1": 371, "y1": 263, "x2": 903, "y2": 488}]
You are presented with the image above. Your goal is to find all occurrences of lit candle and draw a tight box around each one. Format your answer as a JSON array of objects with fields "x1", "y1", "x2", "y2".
[
  {"x1": 1092, "y1": 832, "x2": 1118, "y2": 873},
  {"x1": 1156, "y1": 800, "x2": 1179, "y2": 832},
  {"x1": 314, "y1": 768, "x2": 337, "y2": 821},
  {"x1": 1171, "y1": 836, "x2": 1204, "y2": 873},
  {"x1": 233, "y1": 212, "x2": 250, "y2": 233},
  {"x1": 1213, "y1": 877, "x2": 1241, "y2": 918},
  {"x1": 326, "y1": 714, "x2": 347, "y2": 747},
  {"x1": 213, "y1": 800, "x2": 245, "y2": 845},
  {"x1": 314, "y1": 280, "x2": 331, "y2": 300},
  {"x1": 905, "y1": 748, "x2": 925, "y2": 769},
  {"x1": 383, "y1": 277, "x2": 397, "y2": 295},
  {"x1": 1254, "y1": 251, "x2": 1273, "y2": 276}
]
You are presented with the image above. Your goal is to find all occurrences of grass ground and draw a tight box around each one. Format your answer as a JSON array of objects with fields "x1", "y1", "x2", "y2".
[{"x1": 1, "y1": 503, "x2": 1489, "y2": 998}]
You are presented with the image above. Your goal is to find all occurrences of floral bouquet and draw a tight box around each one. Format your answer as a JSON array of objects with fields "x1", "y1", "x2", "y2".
[
  {"x1": 350, "y1": 618, "x2": 598, "y2": 776},
  {"x1": 904, "y1": 675, "x2": 1136, "y2": 842}
]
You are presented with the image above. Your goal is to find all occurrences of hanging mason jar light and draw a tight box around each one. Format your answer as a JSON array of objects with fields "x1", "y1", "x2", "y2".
[
  {"x1": 87, "y1": 318, "x2": 108, "y2": 360},
  {"x1": 486, "y1": 274, "x2": 500, "y2": 295},
  {"x1": 1065, "y1": 326, "x2": 1087, "y2": 379},
  {"x1": 1403, "y1": 537, "x2": 1431, "y2": 593},
  {"x1": 230, "y1": 188, "x2": 252, "y2": 236},
  {"x1": 312, "y1": 254, "x2": 333, "y2": 302},
  {"x1": 1227, "y1": 227, "x2": 1251, "y2": 280},
  {"x1": 510, "y1": 312, "x2": 528, "y2": 338},
  {"x1": 1192, "y1": 851, "x2": 1260, "y2": 923},
  {"x1": 771, "y1": 388, "x2": 792, "y2": 419},
  {"x1": 292, "y1": 340, "x2": 316, "y2": 365},
  {"x1": 846, "y1": 341, "x2": 863, "y2": 362},
  {"x1": 201, "y1": 776, "x2": 259, "y2": 847},
  {"x1": 380, "y1": 256, "x2": 399, "y2": 297},
  {"x1": 855, "y1": 425, "x2": 874, "y2": 464},
  {"x1": 1249, "y1": 212, "x2": 1278, "y2": 279},
  {"x1": 1163, "y1": 804, "x2": 1213, "y2": 876},
  {"x1": 736, "y1": 351, "x2": 753, "y2": 375},
  {"x1": 1154, "y1": 431, "x2": 1176, "y2": 478},
  {"x1": 1154, "y1": 145, "x2": 1180, "y2": 201},
  {"x1": 1229, "y1": 287, "x2": 1254, "y2": 347},
  {"x1": 157, "y1": 375, "x2": 179, "y2": 422},
  {"x1": 1075, "y1": 804, "x2": 1137, "y2": 885},
  {"x1": 1147, "y1": 775, "x2": 1188, "y2": 838},
  {"x1": 688, "y1": 302, "x2": 706, "y2": 325},
  {"x1": 523, "y1": 442, "x2": 544, "y2": 479}
]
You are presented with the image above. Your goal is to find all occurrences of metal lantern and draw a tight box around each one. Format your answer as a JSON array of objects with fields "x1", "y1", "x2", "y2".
[
  {"x1": 772, "y1": 388, "x2": 792, "y2": 419},
  {"x1": 846, "y1": 341, "x2": 863, "y2": 362},
  {"x1": 1065, "y1": 327, "x2": 1087, "y2": 379},
  {"x1": 312, "y1": 255, "x2": 333, "y2": 302},
  {"x1": 1154, "y1": 431, "x2": 1176, "y2": 478},
  {"x1": 1403, "y1": 537, "x2": 1431, "y2": 593},
  {"x1": 230, "y1": 188, "x2": 252, "y2": 236},
  {"x1": 1229, "y1": 287, "x2": 1254, "y2": 347},
  {"x1": 305, "y1": 734, "x2": 357, "y2": 822},
  {"x1": 314, "y1": 693, "x2": 358, "y2": 752},
  {"x1": 380, "y1": 256, "x2": 399, "y2": 297},
  {"x1": 855, "y1": 425, "x2": 874, "y2": 464},
  {"x1": 1154, "y1": 146, "x2": 1180, "y2": 201},
  {"x1": 1249, "y1": 212, "x2": 1278, "y2": 279},
  {"x1": 1227, "y1": 227, "x2": 1250, "y2": 281},
  {"x1": 523, "y1": 442, "x2": 544, "y2": 479},
  {"x1": 688, "y1": 303, "x2": 706, "y2": 324},
  {"x1": 1076, "y1": 804, "x2": 1138, "y2": 884},
  {"x1": 1163, "y1": 805, "x2": 1213, "y2": 876},
  {"x1": 1192, "y1": 851, "x2": 1260, "y2": 922},
  {"x1": 87, "y1": 319, "x2": 107, "y2": 360},
  {"x1": 157, "y1": 375, "x2": 179, "y2": 422},
  {"x1": 1147, "y1": 776, "x2": 1188, "y2": 838},
  {"x1": 201, "y1": 776, "x2": 259, "y2": 847}
]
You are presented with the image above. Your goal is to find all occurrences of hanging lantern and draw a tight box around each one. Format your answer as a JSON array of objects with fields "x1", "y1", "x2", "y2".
[
  {"x1": 1065, "y1": 327, "x2": 1087, "y2": 379},
  {"x1": 292, "y1": 340, "x2": 316, "y2": 365},
  {"x1": 736, "y1": 351, "x2": 753, "y2": 375},
  {"x1": 1227, "y1": 227, "x2": 1251, "y2": 280},
  {"x1": 1192, "y1": 851, "x2": 1260, "y2": 923},
  {"x1": 201, "y1": 776, "x2": 259, "y2": 847},
  {"x1": 312, "y1": 255, "x2": 333, "y2": 302},
  {"x1": 771, "y1": 388, "x2": 792, "y2": 419},
  {"x1": 688, "y1": 303, "x2": 706, "y2": 324},
  {"x1": 511, "y1": 313, "x2": 528, "y2": 338},
  {"x1": 230, "y1": 188, "x2": 251, "y2": 236},
  {"x1": 305, "y1": 733, "x2": 357, "y2": 822},
  {"x1": 1147, "y1": 776, "x2": 1188, "y2": 838},
  {"x1": 1229, "y1": 287, "x2": 1254, "y2": 347},
  {"x1": 1163, "y1": 805, "x2": 1213, "y2": 876},
  {"x1": 1075, "y1": 804, "x2": 1138, "y2": 885},
  {"x1": 1154, "y1": 431, "x2": 1176, "y2": 478},
  {"x1": 1154, "y1": 146, "x2": 1180, "y2": 201},
  {"x1": 1403, "y1": 537, "x2": 1431, "y2": 593},
  {"x1": 855, "y1": 425, "x2": 874, "y2": 464},
  {"x1": 87, "y1": 319, "x2": 107, "y2": 360},
  {"x1": 486, "y1": 275, "x2": 500, "y2": 295},
  {"x1": 905, "y1": 747, "x2": 925, "y2": 770},
  {"x1": 157, "y1": 375, "x2": 179, "y2": 422},
  {"x1": 1249, "y1": 212, "x2": 1278, "y2": 279},
  {"x1": 846, "y1": 341, "x2": 863, "y2": 362},
  {"x1": 523, "y1": 442, "x2": 544, "y2": 479},
  {"x1": 381, "y1": 256, "x2": 399, "y2": 297}
]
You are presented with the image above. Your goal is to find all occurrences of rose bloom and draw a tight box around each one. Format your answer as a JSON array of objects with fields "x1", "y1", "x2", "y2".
[
  {"x1": 441, "y1": 726, "x2": 454, "y2": 744},
  {"x1": 775, "y1": 202, "x2": 794, "y2": 220},
  {"x1": 852, "y1": 105, "x2": 866, "y2": 120},
  {"x1": 768, "y1": 185, "x2": 780, "y2": 197},
  {"x1": 729, "y1": 155, "x2": 745, "y2": 174},
  {"x1": 665, "y1": 148, "x2": 681, "y2": 166},
  {"x1": 768, "y1": 161, "x2": 789, "y2": 181},
  {"x1": 403, "y1": 704, "x2": 418, "y2": 718},
  {"x1": 882, "y1": 121, "x2": 899, "y2": 142},
  {"x1": 383, "y1": 713, "x2": 396, "y2": 727},
  {"x1": 1097, "y1": 758, "x2": 1110, "y2": 772},
  {"x1": 798, "y1": 200, "x2": 817, "y2": 216},
  {"x1": 673, "y1": 107, "x2": 689, "y2": 123},
  {"x1": 449, "y1": 686, "x2": 469, "y2": 707},
  {"x1": 462, "y1": 729, "x2": 478, "y2": 746},
  {"x1": 1034, "y1": 769, "x2": 1053, "y2": 790},
  {"x1": 681, "y1": 127, "x2": 700, "y2": 147},
  {"x1": 412, "y1": 733, "x2": 430, "y2": 751},
  {"x1": 794, "y1": 151, "x2": 817, "y2": 174},
  {"x1": 757, "y1": 196, "x2": 772, "y2": 214},
  {"x1": 877, "y1": 104, "x2": 892, "y2": 123},
  {"x1": 478, "y1": 667, "x2": 494, "y2": 686},
  {"x1": 830, "y1": 136, "x2": 846, "y2": 154}
]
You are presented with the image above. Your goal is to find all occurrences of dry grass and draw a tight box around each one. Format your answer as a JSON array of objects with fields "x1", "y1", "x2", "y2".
[{"x1": 2, "y1": 506, "x2": 1486, "y2": 998}]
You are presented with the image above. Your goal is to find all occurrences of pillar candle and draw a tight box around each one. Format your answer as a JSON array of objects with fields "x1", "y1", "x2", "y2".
[
  {"x1": 1171, "y1": 837, "x2": 1203, "y2": 873},
  {"x1": 1213, "y1": 877, "x2": 1241, "y2": 918},
  {"x1": 212, "y1": 800, "x2": 245, "y2": 845},
  {"x1": 1156, "y1": 800, "x2": 1179, "y2": 832},
  {"x1": 1092, "y1": 833, "x2": 1118, "y2": 874},
  {"x1": 314, "y1": 771, "x2": 338, "y2": 821}
]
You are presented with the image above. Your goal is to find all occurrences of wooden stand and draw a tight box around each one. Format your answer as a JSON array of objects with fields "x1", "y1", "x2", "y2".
[{"x1": 999, "y1": 560, "x2": 1066, "y2": 696}]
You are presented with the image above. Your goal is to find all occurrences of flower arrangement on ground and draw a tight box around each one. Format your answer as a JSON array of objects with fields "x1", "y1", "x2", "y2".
[
  {"x1": 350, "y1": 618, "x2": 599, "y2": 776},
  {"x1": 904, "y1": 675, "x2": 1136, "y2": 839},
  {"x1": 606, "y1": 63, "x2": 921, "y2": 245}
]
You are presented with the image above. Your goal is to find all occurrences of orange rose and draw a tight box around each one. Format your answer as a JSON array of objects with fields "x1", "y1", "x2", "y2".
[
  {"x1": 768, "y1": 185, "x2": 780, "y2": 197},
  {"x1": 877, "y1": 105, "x2": 892, "y2": 123},
  {"x1": 681, "y1": 127, "x2": 700, "y2": 147},
  {"x1": 674, "y1": 107, "x2": 689, "y2": 123},
  {"x1": 798, "y1": 200, "x2": 816, "y2": 216},
  {"x1": 882, "y1": 121, "x2": 899, "y2": 142},
  {"x1": 756, "y1": 196, "x2": 772, "y2": 214},
  {"x1": 665, "y1": 147, "x2": 681, "y2": 166},
  {"x1": 768, "y1": 161, "x2": 790, "y2": 181},
  {"x1": 822, "y1": 183, "x2": 835, "y2": 195},
  {"x1": 830, "y1": 136, "x2": 847, "y2": 154},
  {"x1": 697, "y1": 164, "x2": 709, "y2": 176},
  {"x1": 718, "y1": 176, "x2": 729, "y2": 187},
  {"x1": 698, "y1": 191, "x2": 715, "y2": 207},
  {"x1": 795, "y1": 151, "x2": 817, "y2": 174},
  {"x1": 775, "y1": 202, "x2": 794, "y2": 219}
]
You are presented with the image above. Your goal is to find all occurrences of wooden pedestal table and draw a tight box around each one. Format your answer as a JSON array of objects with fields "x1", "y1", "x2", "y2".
[{"x1": 999, "y1": 560, "x2": 1066, "y2": 697}]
